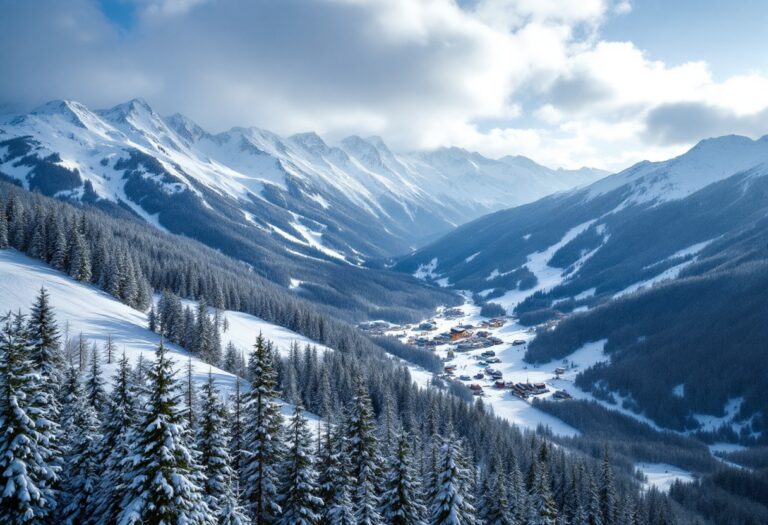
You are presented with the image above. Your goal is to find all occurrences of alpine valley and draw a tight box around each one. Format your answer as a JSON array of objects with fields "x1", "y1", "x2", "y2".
[
  {"x1": 0, "y1": 98, "x2": 603, "y2": 321},
  {"x1": 2, "y1": 101, "x2": 768, "y2": 525}
]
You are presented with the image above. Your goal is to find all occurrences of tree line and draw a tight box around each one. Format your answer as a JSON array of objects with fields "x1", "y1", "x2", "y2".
[{"x1": 0, "y1": 288, "x2": 689, "y2": 525}]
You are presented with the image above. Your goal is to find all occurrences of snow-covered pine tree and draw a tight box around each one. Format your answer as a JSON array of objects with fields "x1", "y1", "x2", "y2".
[
  {"x1": 317, "y1": 420, "x2": 355, "y2": 525},
  {"x1": 586, "y1": 476, "x2": 603, "y2": 525},
  {"x1": 0, "y1": 199, "x2": 8, "y2": 248},
  {"x1": 28, "y1": 214, "x2": 46, "y2": 261},
  {"x1": 429, "y1": 433, "x2": 476, "y2": 525},
  {"x1": 241, "y1": 333, "x2": 284, "y2": 524},
  {"x1": 506, "y1": 454, "x2": 526, "y2": 525},
  {"x1": 118, "y1": 341, "x2": 215, "y2": 525},
  {"x1": 482, "y1": 457, "x2": 513, "y2": 525},
  {"x1": 527, "y1": 453, "x2": 558, "y2": 525},
  {"x1": 94, "y1": 351, "x2": 138, "y2": 525},
  {"x1": 380, "y1": 431, "x2": 426, "y2": 525},
  {"x1": 564, "y1": 465, "x2": 587, "y2": 525},
  {"x1": 26, "y1": 286, "x2": 64, "y2": 474},
  {"x1": 66, "y1": 219, "x2": 91, "y2": 282},
  {"x1": 230, "y1": 378, "x2": 245, "y2": 475},
  {"x1": 219, "y1": 481, "x2": 253, "y2": 525},
  {"x1": 104, "y1": 334, "x2": 116, "y2": 365},
  {"x1": 599, "y1": 449, "x2": 618, "y2": 525},
  {"x1": 0, "y1": 312, "x2": 59, "y2": 523},
  {"x1": 196, "y1": 298, "x2": 216, "y2": 362},
  {"x1": 197, "y1": 372, "x2": 241, "y2": 520},
  {"x1": 60, "y1": 365, "x2": 103, "y2": 525},
  {"x1": 211, "y1": 309, "x2": 223, "y2": 366},
  {"x1": 84, "y1": 341, "x2": 107, "y2": 414},
  {"x1": 27, "y1": 287, "x2": 63, "y2": 391},
  {"x1": 224, "y1": 341, "x2": 240, "y2": 374},
  {"x1": 277, "y1": 404, "x2": 322, "y2": 525},
  {"x1": 186, "y1": 356, "x2": 196, "y2": 427},
  {"x1": 148, "y1": 305, "x2": 158, "y2": 334},
  {"x1": 345, "y1": 378, "x2": 383, "y2": 525}
]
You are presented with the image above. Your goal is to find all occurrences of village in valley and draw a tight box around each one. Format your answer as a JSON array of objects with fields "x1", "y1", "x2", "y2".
[{"x1": 359, "y1": 300, "x2": 601, "y2": 435}]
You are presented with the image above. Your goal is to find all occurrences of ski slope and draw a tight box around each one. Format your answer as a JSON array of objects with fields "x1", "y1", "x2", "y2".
[{"x1": 0, "y1": 249, "x2": 323, "y2": 400}]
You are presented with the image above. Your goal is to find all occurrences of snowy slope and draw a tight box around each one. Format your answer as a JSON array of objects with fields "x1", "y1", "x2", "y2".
[
  {"x1": 0, "y1": 249, "x2": 323, "y2": 398},
  {"x1": 399, "y1": 133, "x2": 768, "y2": 301}
]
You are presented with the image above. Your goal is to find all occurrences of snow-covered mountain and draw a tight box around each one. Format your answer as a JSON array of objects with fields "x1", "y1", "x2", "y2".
[
  {"x1": 397, "y1": 133, "x2": 768, "y2": 297},
  {"x1": 397, "y1": 134, "x2": 768, "y2": 439},
  {"x1": 0, "y1": 98, "x2": 604, "y2": 262}
]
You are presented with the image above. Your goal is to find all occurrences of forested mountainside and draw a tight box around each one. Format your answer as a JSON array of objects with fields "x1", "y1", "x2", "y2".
[
  {"x1": 0, "y1": 99, "x2": 602, "y2": 318},
  {"x1": 0, "y1": 177, "x2": 458, "y2": 323},
  {"x1": 0, "y1": 229, "x2": 694, "y2": 524},
  {"x1": 3, "y1": 138, "x2": 768, "y2": 524},
  {"x1": 396, "y1": 134, "x2": 768, "y2": 441}
]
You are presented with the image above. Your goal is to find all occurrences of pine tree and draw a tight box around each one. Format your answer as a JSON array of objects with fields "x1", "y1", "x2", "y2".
[
  {"x1": 197, "y1": 372, "x2": 241, "y2": 521},
  {"x1": 586, "y1": 477, "x2": 603, "y2": 525},
  {"x1": 0, "y1": 200, "x2": 8, "y2": 249},
  {"x1": 66, "y1": 220, "x2": 91, "y2": 282},
  {"x1": 429, "y1": 434, "x2": 475, "y2": 525},
  {"x1": 104, "y1": 334, "x2": 116, "y2": 365},
  {"x1": 527, "y1": 453, "x2": 558, "y2": 525},
  {"x1": 27, "y1": 287, "x2": 63, "y2": 392},
  {"x1": 345, "y1": 378, "x2": 383, "y2": 525},
  {"x1": 196, "y1": 298, "x2": 214, "y2": 360},
  {"x1": 148, "y1": 305, "x2": 158, "y2": 333},
  {"x1": 60, "y1": 365, "x2": 103, "y2": 525},
  {"x1": 94, "y1": 352, "x2": 138, "y2": 525},
  {"x1": 230, "y1": 378, "x2": 245, "y2": 475},
  {"x1": 483, "y1": 458, "x2": 513, "y2": 525},
  {"x1": 599, "y1": 449, "x2": 618, "y2": 525},
  {"x1": 0, "y1": 312, "x2": 59, "y2": 523},
  {"x1": 278, "y1": 404, "x2": 322, "y2": 525},
  {"x1": 84, "y1": 341, "x2": 107, "y2": 414},
  {"x1": 186, "y1": 356, "x2": 197, "y2": 427},
  {"x1": 241, "y1": 333, "x2": 284, "y2": 524},
  {"x1": 317, "y1": 419, "x2": 355, "y2": 525},
  {"x1": 380, "y1": 431, "x2": 426, "y2": 525},
  {"x1": 219, "y1": 481, "x2": 253, "y2": 525},
  {"x1": 118, "y1": 341, "x2": 215, "y2": 525},
  {"x1": 224, "y1": 341, "x2": 240, "y2": 374}
]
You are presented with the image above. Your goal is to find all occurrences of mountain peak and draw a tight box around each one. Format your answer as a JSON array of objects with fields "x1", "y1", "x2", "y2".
[
  {"x1": 100, "y1": 98, "x2": 158, "y2": 123},
  {"x1": 289, "y1": 131, "x2": 329, "y2": 154},
  {"x1": 30, "y1": 99, "x2": 93, "y2": 128},
  {"x1": 165, "y1": 113, "x2": 209, "y2": 143}
]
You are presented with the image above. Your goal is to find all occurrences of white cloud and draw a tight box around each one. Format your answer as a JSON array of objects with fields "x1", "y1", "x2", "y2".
[{"x1": 0, "y1": 0, "x2": 767, "y2": 172}]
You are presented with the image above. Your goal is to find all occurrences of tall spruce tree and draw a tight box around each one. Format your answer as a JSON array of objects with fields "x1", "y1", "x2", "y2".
[
  {"x1": 277, "y1": 404, "x2": 322, "y2": 525},
  {"x1": 482, "y1": 458, "x2": 514, "y2": 525},
  {"x1": 586, "y1": 477, "x2": 603, "y2": 525},
  {"x1": 599, "y1": 449, "x2": 618, "y2": 525},
  {"x1": 94, "y1": 352, "x2": 138, "y2": 525},
  {"x1": 26, "y1": 286, "x2": 64, "y2": 473},
  {"x1": 84, "y1": 341, "x2": 107, "y2": 414},
  {"x1": 345, "y1": 378, "x2": 383, "y2": 525},
  {"x1": 429, "y1": 434, "x2": 475, "y2": 525},
  {"x1": 0, "y1": 200, "x2": 8, "y2": 249},
  {"x1": 241, "y1": 333, "x2": 283, "y2": 524},
  {"x1": 60, "y1": 367, "x2": 103, "y2": 525},
  {"x1": 0, "y1": 312, "x2": 59, "y2": 523},
  {"x1": 197, "y1": 372, "x2": 242, "y2": 521},
  {"x1": 527, "y1": 453, "x2": 558, "y2": 525},
  {"x1": 317, "y1": 420, "x2": 355, "y2": 525},
  {"x1": 118, "y1": 341, "x2": 215, "y2": 525},
  {"x1": 380, "y1": 431, "x2": 426, "y2": 525}
]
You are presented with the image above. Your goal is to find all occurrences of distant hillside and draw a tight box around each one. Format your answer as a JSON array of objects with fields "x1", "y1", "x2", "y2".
[{"x1": 396, "y1": 134, "x2": 768, "y2": 441}]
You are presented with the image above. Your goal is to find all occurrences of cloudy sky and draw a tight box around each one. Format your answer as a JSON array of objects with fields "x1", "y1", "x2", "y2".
[{"x1": 2, "y1": 0, "x2": 768, "y2": 171}]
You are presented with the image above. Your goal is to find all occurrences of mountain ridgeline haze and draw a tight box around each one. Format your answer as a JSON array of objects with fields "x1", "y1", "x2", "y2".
[
  {"x1": 0, "y1": 98, "x2": 604, "y2": 322},
  {"x1": 2, "y1": 103, "x2": 768, "y2": 524}
]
